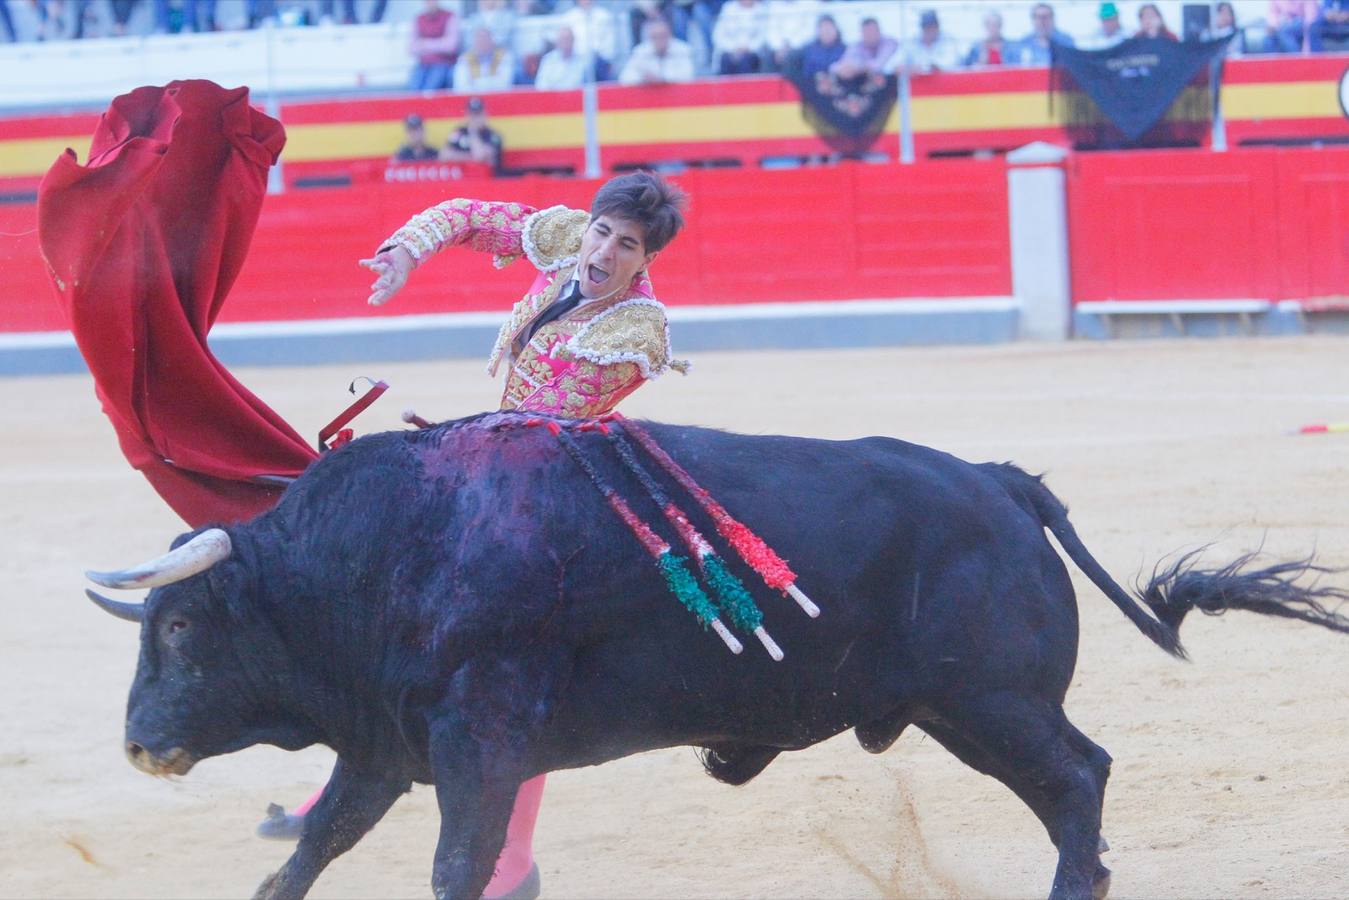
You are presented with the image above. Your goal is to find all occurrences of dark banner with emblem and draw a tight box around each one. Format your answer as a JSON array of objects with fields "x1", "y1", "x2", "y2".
[
  {"x1": 783, "y1": 52, "x2": 897, "y2": 157},
  {"x1": 1052, "y1": 36, "x2": 1230, "y2": 148}
]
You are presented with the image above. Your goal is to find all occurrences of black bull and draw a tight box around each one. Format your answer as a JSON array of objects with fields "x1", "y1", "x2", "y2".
[{"x1": 85, "y1": 412, "x2": 1349, "y2": 899}]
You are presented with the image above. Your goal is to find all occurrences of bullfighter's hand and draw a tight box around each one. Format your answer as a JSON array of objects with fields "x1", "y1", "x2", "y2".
[{"x1": 360, "y1": 246, "x2": 415, "y2": 306}]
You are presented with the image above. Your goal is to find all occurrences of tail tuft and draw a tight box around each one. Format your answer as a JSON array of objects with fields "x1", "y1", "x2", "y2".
[{"x1": 1140, "y1": 550, "x2": 1349, "y2": 638}]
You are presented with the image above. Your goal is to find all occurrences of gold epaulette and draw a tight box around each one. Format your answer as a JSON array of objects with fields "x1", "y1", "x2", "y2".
[
  {"x1": 565, "y1": 299, "x2": 675, "y2": 378},
  {"x1": 521, "y1": 205, "x2": 589, "y2": 272}
]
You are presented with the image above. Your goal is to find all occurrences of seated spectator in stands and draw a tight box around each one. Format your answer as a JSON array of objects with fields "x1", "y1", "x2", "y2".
[
  {"x1": 1080, "y1": 1, "x2": 1126, "y2": 49},
  {"x1": 1311, "y1": 0, "x2": 1349, "y2": 50},
  {"x1": 454, "y1": 24, "x2": 516, "y2": 93},
  {"x1": 1264, "y1": 0, "x2": 1318, "y2": 51},
  {"x1": 441, "y1": 97, "x2": 504, "y2": 174},
  {"x1": 408, "y1": 0, "x2": 460, "y2": 91},
  {"x1": 964, "y1": 9, "x2": 1008, "y2": 67},
  {"x1": 392, "y1": 114, "x2": 439, "y2": 162},
  {"x1": 712, "y1": 0, "x2": 770, "y2": 75},
  {"x1": 1204, "y1": 1, "x2": 1248, "y2": 54},
  {"x1": 1011, "y1": 2, "x2": 1073, "y2": 66},
  {"x1": 469, "y1": 0, "x2": 515, "y2": 50},
  {"x1": 320, "y1": 0, "x2": 386, "y2": 25},
  {"x1": 836, "y1": 15, "x2": 900, "y2": 76},
  {"x1": 153, "y1": 0, "x2": 216, "y2": 33},
  {"x1": 620, "y1": 16, "x2": 695, "y2": 85},
  {"x1": 799, "y1": 14, "x2": 845, "y2": 82},
  {"x1": 1135, "y1": 3, "x2": 1177, "y2": 39},
  {"x1": 534, "y1": 24, "x2": 588, "y2": 89},
  {"x1": 766, "y1": 0, "x2": 823, "y2": 71},
  {"x1": 561, "y1": 0, "x2": 618, "y2": 75},
  {"x1": 892, "y1": 11, "x2": 955, "y2": 74}
]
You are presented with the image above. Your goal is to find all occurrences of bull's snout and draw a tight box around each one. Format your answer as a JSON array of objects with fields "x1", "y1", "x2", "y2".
[{"x1": 125, "y1": 740, "x2": 196, "y2": 777}]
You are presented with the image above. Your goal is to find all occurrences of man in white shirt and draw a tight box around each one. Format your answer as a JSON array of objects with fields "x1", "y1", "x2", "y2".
[
  {"x1": 559, "y1": 0, "x2": 617, "y2": 70},
  {"x1": 534, "y1": 25, "x2": 588, "y2": 90},
  {"x1": 1079, "y1": 1, "x2": 1127, "y2": 50},
  {"x1": 895, "y1": 9, "x2": 960, "y2": 73},
  {"x1": 620, "y1": 17, "x2": 696, "y2": 85},
  {"x1": 712, "y1": 0, "x2": 770, "y2": 74},
  {"x1": 453, "y1": 25, "x2": 517, "y2": 93}
]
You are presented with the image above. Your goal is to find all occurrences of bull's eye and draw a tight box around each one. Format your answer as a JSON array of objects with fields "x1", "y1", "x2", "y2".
[{"x1": 168, "y1": 620, "x2": 189, "y2": 634}]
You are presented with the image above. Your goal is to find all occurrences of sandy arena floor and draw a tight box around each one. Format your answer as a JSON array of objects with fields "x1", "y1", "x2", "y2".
[{"x1": 2, "y1": 336, "x2": 1348, "y2": 899}]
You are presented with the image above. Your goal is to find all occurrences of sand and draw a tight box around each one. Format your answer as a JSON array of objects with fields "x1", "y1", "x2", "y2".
[{"x1": 2, "y1": 336, "x2": 1348, "y2": 899}]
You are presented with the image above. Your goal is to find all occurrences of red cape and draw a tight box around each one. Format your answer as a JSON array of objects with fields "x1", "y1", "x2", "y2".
[{"x1": 38, "y1": 80, "x2": 318, "y2": 527}]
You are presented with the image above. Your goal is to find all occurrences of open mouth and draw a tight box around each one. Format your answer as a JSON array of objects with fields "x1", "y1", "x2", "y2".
[{"x1": 586, "y1": 264, "x2": 610, "y2": 287}]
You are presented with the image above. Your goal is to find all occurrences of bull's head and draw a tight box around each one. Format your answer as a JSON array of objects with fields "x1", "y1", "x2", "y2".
[{"x1": 86, "y1": 529, "x2": 306, "y2": 777}]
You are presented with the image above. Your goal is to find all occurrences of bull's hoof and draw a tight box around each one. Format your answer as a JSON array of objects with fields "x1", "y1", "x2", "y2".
[
  {"x1": 256, "y1": 803, "x2": 304, "y2": 841},
  {"x1": 1092, "y1": 864, "x2": 1112, "y2": 900},
  {"x1": 482, "y1": 862, "x2": 541, "y2": 900}
]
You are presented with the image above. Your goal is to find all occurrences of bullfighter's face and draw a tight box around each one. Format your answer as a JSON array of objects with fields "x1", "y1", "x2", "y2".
[
  {"x1": 576, "y1": 214, "x2": 657, "y2": 300},
  {"x1": 117, "y1": 565, "x2": 298, "y2": 777}
]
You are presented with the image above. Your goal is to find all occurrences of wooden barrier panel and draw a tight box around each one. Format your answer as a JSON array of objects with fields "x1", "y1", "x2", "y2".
[
  {"x1": 0, "y1": 159, "x2": 1012, "y2": 333},
  {"x1": 1066, "y1": 146, "x2": 1349, "y2": 305}
]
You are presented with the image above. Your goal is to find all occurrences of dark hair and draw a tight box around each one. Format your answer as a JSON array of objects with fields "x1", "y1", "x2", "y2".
[
  {"x1": 861, "y1": 16, "x2": 878, "y2": 28},
  {"x1": 590, "y1": 171, "x2": 687, "y2": 253}
]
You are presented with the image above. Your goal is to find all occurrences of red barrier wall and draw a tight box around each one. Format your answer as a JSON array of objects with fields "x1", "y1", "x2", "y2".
[
  {"x1": 1067, "y1": 146, "x2": 1349, "y2": 304},
  {"x1": 0, "y1": 158, "x2": 1012, "y2": 333}
]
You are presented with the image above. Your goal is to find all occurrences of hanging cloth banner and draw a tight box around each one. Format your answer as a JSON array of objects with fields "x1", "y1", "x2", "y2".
[
  {"x1": 1051, "y1": 35, "x2": 1230, "y2": 147},
  {"x1": 782, "y1": 53, "x2": 898, "y2": 156}
]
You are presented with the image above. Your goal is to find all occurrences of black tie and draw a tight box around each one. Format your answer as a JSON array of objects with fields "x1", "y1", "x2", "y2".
[{"x1": 522, "y1": 280, "x2": 583, "y2": 346}]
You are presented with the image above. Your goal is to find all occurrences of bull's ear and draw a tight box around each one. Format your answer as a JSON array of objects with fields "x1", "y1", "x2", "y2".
[{"x1": 85, "y1": 589, "x2": 145, "y2": 623}]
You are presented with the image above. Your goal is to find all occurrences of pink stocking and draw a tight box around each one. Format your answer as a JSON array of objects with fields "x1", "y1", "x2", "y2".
[
  {"x1": 293, "y1": 786, "x2": 324, "y2": 816},
  {"x1": 482, "y1": 774, "x2": 546, "y2": 899}
]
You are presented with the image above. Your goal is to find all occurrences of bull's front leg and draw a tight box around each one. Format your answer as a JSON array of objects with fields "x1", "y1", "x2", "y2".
[
  {"x1": 427, "y1": 716, "x2": 527, "y2": 900},
  {"x1": 253, "y1": 757, "x2": 409, "y2": 900}
]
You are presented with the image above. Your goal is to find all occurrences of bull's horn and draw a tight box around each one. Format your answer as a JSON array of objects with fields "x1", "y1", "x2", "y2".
[
  {"x1": 85, "y1": 589, "x2": 145, "y2": 623},
  {"x1": 85, "y1": 528, "x2": 232, "y2": 590}
]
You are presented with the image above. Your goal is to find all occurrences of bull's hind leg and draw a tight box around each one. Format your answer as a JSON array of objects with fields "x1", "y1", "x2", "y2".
[{"x1": 919, "y1": 693, "x2": 1110, "y2": 900}]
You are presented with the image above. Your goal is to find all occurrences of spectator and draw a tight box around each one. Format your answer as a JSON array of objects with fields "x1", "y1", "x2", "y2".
[
  {"x1": 392, "y1": 114, "x2": 439, "y2": 162},
  {"x1": 766, "y1": 0, "x2": 823, "y2": 71},
  {"x1": 1204, "y1": 1, "x2": 1248, "y2": 54},
  {"x1": 560, "y1": 0, "x2": 618, "y2": 73},
  {"x1": 798, "y1": 13, "x2": 845, "y2": 81},
  {"x1": 964, "y1": 9, "x2": 1008, "y2": 67},
  {"x1": 441, "y1": 97, "x2": 504, "y2": 174},
  {"x1": 836, "y1": 14, "x2": 900, "y2": 76},
  {"x1": 109, "y1": 0, "x2": 137, "y2": 35},
  {"x1": 1011, "y1": 2, "x2": 1073, "y2": 66},
  {"x1": 154, "y1": 0, "x2": 217, "y2": 33},
  {"x1": 1264, "y1": 0, "x2": 1318, "y2": 52},
  {"x1": 534, "y1": 24, "x2": 588, "y2": 90},
  {"x1": 319, "y1": 0, "x2": 387, "y2": 25},
  {"x1": 454, "y1": 24, "x2": 516, "y2": 93},
  {"x1": 468, "y1": 0, "x2": 515, "y2": 50},
  {"x1": 1080, "y1": 1, "x2": 1126, "y2": 49},
  {"x1": 712, "y1": 0, "x2": 770, "y2": 75},
  {"x1": 408, "y1": 0, "x2": 460, "y2": 91},
  {"x1": 620, "y1": 15, "x2": 695, "y2": 85},
  {"x1": 0, "y1": 1, "x2": 14, "y2": 42},
  {"x1": 897, "y1": 10, "x2": 957, "y2": 73},
  {"x1": 1136, "y1": 3, "x2": 1177, "y2": 39},
  {"x1": 1312, "y1": 0, "x2": 1349, "y2": 50}
]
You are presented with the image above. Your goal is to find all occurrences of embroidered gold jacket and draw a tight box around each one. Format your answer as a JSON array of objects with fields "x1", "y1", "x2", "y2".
[{"x1": 381, "y1": 199, "x2": 685, "y2": 417}]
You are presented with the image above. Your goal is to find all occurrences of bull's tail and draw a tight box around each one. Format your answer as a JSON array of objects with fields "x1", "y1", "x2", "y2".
[
  {"x1": 982, "y1": 463, "x2": 1349, "y2": 661},
  {"x1": 1140, "y1": 550, "x2": 1349, "y2": 639}
]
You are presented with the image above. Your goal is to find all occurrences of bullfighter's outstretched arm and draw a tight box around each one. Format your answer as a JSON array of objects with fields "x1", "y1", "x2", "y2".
[
  {"x1": 253, "y1": 758, "x2": 408, "y2": 900},
  {"x1": 361, "y1": 201, "x2": 590, "y2": 305}
]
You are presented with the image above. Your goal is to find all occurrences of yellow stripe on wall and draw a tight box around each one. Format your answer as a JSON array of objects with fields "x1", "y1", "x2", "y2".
[
  {"x1": 1221, "y1": 81, "x2": 1342, "y2": 120},
  {"x1": 0, "y1": 135, "x2": 91, "y2": 177}
]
